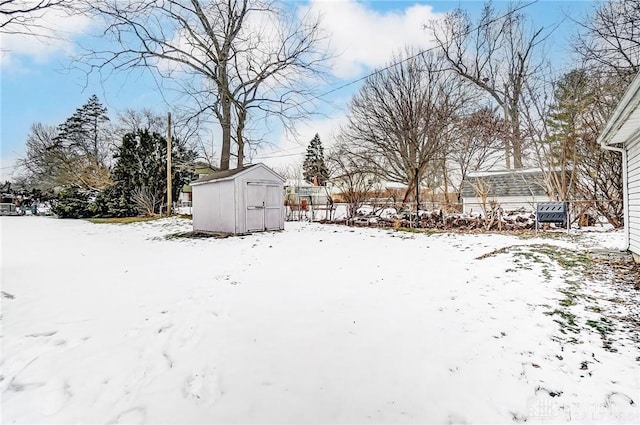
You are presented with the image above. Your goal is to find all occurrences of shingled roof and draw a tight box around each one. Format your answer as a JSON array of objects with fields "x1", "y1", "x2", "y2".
[
  {"x1": 461, "y1": 170, "x2": 549, "y2": 198},
  {"x1": 192, "y1": 163, "x2": 258, "y2": 184}
]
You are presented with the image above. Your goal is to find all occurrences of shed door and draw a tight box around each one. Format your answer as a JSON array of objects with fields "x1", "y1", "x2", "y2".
[
  {"x1": 246, "y1": 182, "x2": 282, "y2": 232},
  {"x1": 246, "y1": 182, "x2": 265, "y2": 232},
  {"x1": 264, "y1": 184, "x2": 282, "y2": 230}
]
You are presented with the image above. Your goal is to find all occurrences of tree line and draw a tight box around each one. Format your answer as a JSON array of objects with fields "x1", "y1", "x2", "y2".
[
  {"x1": 3, "y1": 0, "x2": 639, "y2": 226},
  {"x1": 311, "y1": 0, "x2": 637, "y2": 228},
  {"x1": 13, "y1": 96, "x2": 196, "y2": 218}
]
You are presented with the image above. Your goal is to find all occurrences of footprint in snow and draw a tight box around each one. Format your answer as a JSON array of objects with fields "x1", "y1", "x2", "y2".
[
  {"x1": 26, "y1": 331, "x2": 57, "y2": 338},
  {"x1": 41, "y1": 380, "x2": 72, "y2": 415},
  {"x1": 157, "y1": 324, "x2": 173, "y2": 334},
  {"x1": 182, "y1": 368, "x2": 222, "y2": 406}
]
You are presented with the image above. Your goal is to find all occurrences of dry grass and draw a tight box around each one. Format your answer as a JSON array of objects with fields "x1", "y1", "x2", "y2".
[{"x1": 87, "y1": 216, "x2": 164, "y2": 224}]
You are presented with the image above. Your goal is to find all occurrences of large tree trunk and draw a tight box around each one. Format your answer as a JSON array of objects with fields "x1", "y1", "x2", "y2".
[
  {"x1": 236, "y1": 108, "x2": 246, "y2": 169},
  {"x1": 220, "y1": 94, "x2": 232, "y2": 171},
  {"x1": 510, "y1": 107, "x2": 523, "y2": 169}
]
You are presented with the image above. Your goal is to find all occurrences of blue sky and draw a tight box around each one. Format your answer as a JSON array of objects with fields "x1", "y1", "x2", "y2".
[{"x1": 0, "y1": 0, "x2": 596, "y2": 180}]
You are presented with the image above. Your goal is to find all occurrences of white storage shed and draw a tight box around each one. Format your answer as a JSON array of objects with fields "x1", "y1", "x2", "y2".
[
  {"x1": 598, "y1": 72, "x2": 640, "y2": 263},
  {"x1": 191, "y1": 163, "x2": 285, "y2": 234}
]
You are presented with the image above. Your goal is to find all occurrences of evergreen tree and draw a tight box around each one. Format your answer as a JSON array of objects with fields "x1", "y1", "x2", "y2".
[
  {"x1": 544, "y1": 69, "x2": 624, "y2": 227},
  {"x1": 100, "y1": 129, "x2": 197, "y2": 216},
  {"x1": 55, "y1": 95, "x2": 110, "y2": 158},
  {"x1": 543, "y1": 70, "x2": 590, "y2": 199},
  {"x1": 19, "y1": 96, "x2": 113, "y2": 193},
  {"x1": 50, "y1": 95, "x2": 112, "y2": 191},
  {"x1": 51, "y1": 186, "x2": 94, "y2": 219},
  {"x1": 302, "y1": 133, "x2": 329, "y2": 186}
]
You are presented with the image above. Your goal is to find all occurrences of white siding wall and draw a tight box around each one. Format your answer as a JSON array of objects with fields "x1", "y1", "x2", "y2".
[
  {"x1": 462, "y1": 195, "x2": 553, "y2": 215},
  {"x1": 627, "y1": 134, "x2": 640, "y2": 259},
  {"x1": 192, "y1": 180, "x2": 236, "y2": 233}
]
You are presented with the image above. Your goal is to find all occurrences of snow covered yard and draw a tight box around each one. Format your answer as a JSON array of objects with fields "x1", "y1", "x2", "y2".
[{"x1": 1, "y1": 216, "x2": 638, "y2": 424}]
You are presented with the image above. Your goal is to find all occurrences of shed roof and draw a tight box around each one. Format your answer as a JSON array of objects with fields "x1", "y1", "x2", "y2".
[
  {"x1": 598, "y1": 71, "x2": 640, "y2": 147},
  {"x1": 191, "y1": 163, "x2": 284, "y2": 185},
  {"x1": 461, "y1": 170, "x2": 548, "y2": 198}
]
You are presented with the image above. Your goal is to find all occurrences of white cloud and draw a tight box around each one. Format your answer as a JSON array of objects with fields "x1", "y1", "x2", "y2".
[
  {"x1": 258, "y1": 0, "x2": 445, "y2": 173},
  {"x1": 301, "y1": 0, "x2": 443, "y2": 79},
  {"x1": 0, "y1": 3, "x2": 93, "y2": 71}
]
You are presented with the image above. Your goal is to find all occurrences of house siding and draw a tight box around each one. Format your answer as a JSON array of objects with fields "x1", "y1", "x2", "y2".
[
  {"x1": 463, "y1": 195, "x2": 552, "y2": 215},
  {"x1": 460, "y1": 170, "x2": 555, "y2": 215},
  {"x1": 598, "y1": 71, "x2": 640, "y2": 262},
  {"x1": 627, "y1": 134, "x2": 640, "y2": 259}
]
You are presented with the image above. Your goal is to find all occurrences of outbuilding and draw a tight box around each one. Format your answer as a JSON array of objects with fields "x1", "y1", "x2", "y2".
[
  {"x1": 461, "y1": 169, "x2": 552, "y2": 214},
  {"x1": 598, "y1": 72, "x2": 640, "y2": 262},
  {"x1": 191, "y1": 163, "x2": 285, "y2": 234}
]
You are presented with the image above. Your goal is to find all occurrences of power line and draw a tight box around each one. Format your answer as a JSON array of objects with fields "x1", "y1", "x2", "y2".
[
  {"x1": 254, "y1": 149, "x2": 306, "y2": 160},
  {"x1": 281, "y1": 0, "x2": 540, "y2": 114},
  {"x1": 261, "y1": 0, "x2": 540, "y2": 160}
]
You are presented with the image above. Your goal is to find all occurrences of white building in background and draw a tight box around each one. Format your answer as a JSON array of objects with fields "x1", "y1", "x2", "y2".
[
  {"x1": 460, "y1": 169, "x2": 553, "y2": 214},
  {"x1": 598, "y1": 72, "x2": 640, "y2": 263}
]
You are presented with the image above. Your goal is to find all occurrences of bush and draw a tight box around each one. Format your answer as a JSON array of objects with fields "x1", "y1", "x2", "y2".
[
  {"x1": 90, "y1": 186, "x2": 137, "y2": 218},
  {"x1": 51, "y1": 187, "x2": 94, "y2": 218}
]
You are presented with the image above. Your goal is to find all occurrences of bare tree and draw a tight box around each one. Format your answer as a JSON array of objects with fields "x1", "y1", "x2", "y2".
[
  {"x1": 78, "y1": 0, "x2": 329, "y2": 171},
  {"x1": 570, "y1": 72, "x2": 625, "y2": 227},
  {"x1": 573, "y1": 0, "x2": 640, "y2": 78},
  {"x1": 469, "y1": 177, "x2": 503, "y2": 230},
  {"x1": 525, "y1": 66, "x2": 625, "y2": 226},
  {"x1": 0, "y1": 0, "x2": 66, "y2": 33},
  {"x1": 274, "y1": 161, "x2": 303, "y2": 182},
  {"x1": 17, "y1": 96, "x2": 113, "y2": 192},
  {"x1": 562, "y1": 0, "x2": 640, "y2": 227},
  {"x1": 131, "y1": 186, "x2": 159, "y2": 217},
  {"x1": 448, "y1": 107, "x2": 505, "y2": 200},
  {"x1": 338, "y1": 49, "x2": 466, "y2": 205},
  {"x1": 113, "y1": 108, "x2": 213, "y2": 170},
  {"x1": 115, "y1": 109, "x2": 166, "y2": 138},
  {"x1": 426, "y1": 1, "x2": 550, "y2": 169},
  {"x1": 326, "y1": 145, "x2": 375, "y2": 220},
  {"x1": 16, "y1": 123, "x2": 60, "y2": 191},
  {"x1": 17, "y1": 122, "x2": 112, "y2": 193}
]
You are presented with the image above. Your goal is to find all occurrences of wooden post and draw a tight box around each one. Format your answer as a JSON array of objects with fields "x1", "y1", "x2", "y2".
[{"x1": 167, "y1": 112, "x2": 172, "y2": 216}]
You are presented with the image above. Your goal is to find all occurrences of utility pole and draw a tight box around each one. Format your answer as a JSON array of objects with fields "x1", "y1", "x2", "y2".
[{"x1": 167, "y1": 112, "x2": 172, "y2": 216}]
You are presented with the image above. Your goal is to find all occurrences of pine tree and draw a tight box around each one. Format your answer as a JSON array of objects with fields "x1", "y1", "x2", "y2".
[
  {"x1": 302, "y1": 133, "x2": 329, "y2": 186},
  {"x1": 51, "y1": 95, "x2": 112, "y2": 190},
  {"x1": 55, "y1": 95, "x2": 110, "y2": 159},
  {"x1": 101, "y1": 129, "x2": 197, "y2": 216},
  {"x1": 543, "y1": 69, "x2": 624, "y2": 226}
]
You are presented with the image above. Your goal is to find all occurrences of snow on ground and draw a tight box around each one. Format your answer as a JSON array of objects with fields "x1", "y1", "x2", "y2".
[{"x1": 1, "y1": 216, "x2": 638, "y2": 424}]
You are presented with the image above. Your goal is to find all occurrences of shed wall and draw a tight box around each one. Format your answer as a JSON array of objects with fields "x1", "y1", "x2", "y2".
[
  {"x1": 628, "y1": 133, "x2": 640, "y2": 258},
  {"x1": 192, "y1": 164, "x2": 284, "y2": 234},
  {"x1": 192, "y1": 180, "x2": 236, "y2": 233}
]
